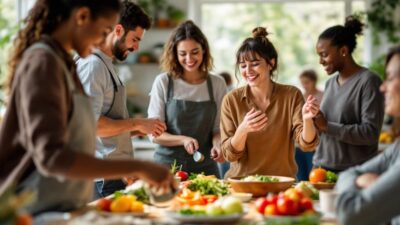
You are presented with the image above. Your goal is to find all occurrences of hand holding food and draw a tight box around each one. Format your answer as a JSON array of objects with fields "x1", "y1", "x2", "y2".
[{"x1": 182, "y1": 136, "x2": 199, "y2": 155}]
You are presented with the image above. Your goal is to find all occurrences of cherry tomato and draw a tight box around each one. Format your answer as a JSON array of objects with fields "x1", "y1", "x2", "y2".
[
  {"x1": 300, "y1": 197, "x2": 314, "y2": 211},
  {"x1": 264, "y1": 204, "x2": 279, "y2": 215},
  {"x1": 277, "y1": 196, "x2": 299, "y2": 215},
  {"x1": 96, "y1": 198, "x2": 112, "y2": 212},
  {"x1": 255, "y1": 197, "x2": 269, "y2": 214},
  {"x1": 175, "y1": 171, "x2": 189, "y2": 181}
]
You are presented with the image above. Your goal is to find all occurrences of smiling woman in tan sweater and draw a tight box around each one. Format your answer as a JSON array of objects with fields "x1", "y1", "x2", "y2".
[{"x1": 220, "y1": 27, "x2": 320, "y2": 179}]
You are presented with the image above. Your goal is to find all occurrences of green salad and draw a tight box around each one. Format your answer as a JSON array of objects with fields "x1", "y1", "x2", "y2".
[
  {"x1": 188, "y1": 173, "x2": 230, "y2": 196},
  {"x1": 241, "y1": 175, "x2": 279, "y2": 182}
]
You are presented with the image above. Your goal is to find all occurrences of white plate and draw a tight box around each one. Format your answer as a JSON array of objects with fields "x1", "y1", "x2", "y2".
[
  {"x1": 168, "y1": 212, "x2": 244, "y2": 223},
  {"x1": 97, "y1": 210, "x2": 148, "y2": 217}
]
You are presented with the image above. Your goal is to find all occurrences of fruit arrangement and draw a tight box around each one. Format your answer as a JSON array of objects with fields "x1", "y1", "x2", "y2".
[
  {"x1": 294, "y1": 182, "x2": 319, "y2": 200},
  {"x1": 379, "y1": 131, "x2": 394, "y2": 144},
  {"x1": 175, "y1": 188, "x2": 218, "y2": 206},
  {"x1": 178, "y1": 196, "x2": 243, "y2": 216},
  {"x1": 255, "y1": 188, "x2": 316, "y2": 216},
  {"x1": 309, "y1": 168, "x2": 338, "y2": 184},
  {"x1": 96, "y1": 194, "x2": 145, "y2": 213}
]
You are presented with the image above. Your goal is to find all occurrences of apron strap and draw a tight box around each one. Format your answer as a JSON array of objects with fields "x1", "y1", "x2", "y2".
[
  {"x1": 167, "y1": 75, "x2": 174, "y2": 101},
  {"x1": 93, "y1": 53, "x2": 123, "y2": 92},
  {"x1": 206, "y1": 76, "x2": 214, "y2": 102},
  {"x1": 28, "y1": 42, "x2": 75, "y2": 92},
  {"x1": 167, "y1": 75, "x2": 215, "y2": 102}
]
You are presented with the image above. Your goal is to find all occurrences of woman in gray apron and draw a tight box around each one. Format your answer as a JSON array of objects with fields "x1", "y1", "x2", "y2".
[
  {"x1": 148, "y1": 21, "x2": 227, "y2": 177},
  {"x1": 0, "y1": 0, "x2": 174, "y2": 214}
]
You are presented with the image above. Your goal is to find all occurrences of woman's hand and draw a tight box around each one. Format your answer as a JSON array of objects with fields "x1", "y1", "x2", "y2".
[
  {"x1": 356, "y1": 173, "x2": 379, "y2": 189},
  {"x1": 182, "y1": 136, "x2": 199, "y2": 155},
  {"x1": 135, "y1": 118, "x2": 167, "y2": 137},
  {"x1": 302, "y1": 95, "x2": 320, "y2": 120},
  {"x1": 313, "y1": 111, "x2": 328, "y2": 132},
  {"x1": 210, "y1": 146, "x2": 225, "y2": 163},
  {"x1": 238, "y1": 108, "x2": 268, "y2": 134}
]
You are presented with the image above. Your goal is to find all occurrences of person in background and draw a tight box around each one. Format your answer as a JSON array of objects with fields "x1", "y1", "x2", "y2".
[
  {"x1": 313, "y1": 16, "x2": 384, "y2": 173},
  {"x1": 0, "y1": 0, "x2": 174, "y2": 215},
  {"x1": 296, "y1": 69, "x2": 324, "y2": 180},
  {"x1": 336, "y1": 46, "x2": 400, "y2": 225},
  {"x1": 219, "y1": 71, "x2": 234, "y2": 92},
  {"x1": 76, "y1": 1, "x2": 166, "y2": 199},
  {"x1": 299, "y1": 69, "x2": 324, "y2": 103},
  {"x1": 220, "y1": 27, "x2": 319, "y2": 179},
  {"x1": 148, "y1": 20, "x2": 226, "y2": 177}
]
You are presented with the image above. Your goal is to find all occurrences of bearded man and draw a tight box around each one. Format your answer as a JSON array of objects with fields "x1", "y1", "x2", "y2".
[{"x1": 76, "y1": 1, "x2": 166, "y2": 198}]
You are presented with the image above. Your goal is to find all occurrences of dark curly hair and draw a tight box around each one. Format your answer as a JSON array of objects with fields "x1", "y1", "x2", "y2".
[
  {"x1": 160, "y1": 20, "x2": 213, "y2": 79},
  {"x1": 235, "y1": 27, "x2": 278, "y2": 80},
  {"x1": 6, "y1": 0, "x2": 121, "y2": 92},
  {"x1": 120, "y1": 0, "x2": 151, "y2": 31},
  {"x1": 318, "y1": 15, "x2": 364, "y2": 54}
]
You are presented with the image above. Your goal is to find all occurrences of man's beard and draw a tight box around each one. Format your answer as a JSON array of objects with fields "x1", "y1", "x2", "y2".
[{"x1": 112, "y1": 35, "x2": 132, "y2": 61}]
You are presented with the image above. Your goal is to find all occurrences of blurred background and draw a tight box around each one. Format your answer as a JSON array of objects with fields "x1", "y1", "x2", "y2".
[{"x1": 0, "y1": 0, "x2": 398, "y2": 117}]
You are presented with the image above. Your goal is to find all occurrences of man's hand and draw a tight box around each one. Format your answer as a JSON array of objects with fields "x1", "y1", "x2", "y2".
[{"x1": 134, "y1": 118, "x2": 167, "y2": 137}]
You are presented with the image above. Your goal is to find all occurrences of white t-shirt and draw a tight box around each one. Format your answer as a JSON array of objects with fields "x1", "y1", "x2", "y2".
[{"x1": 147, "y1": 73, "x2": 227, "y2": 133}]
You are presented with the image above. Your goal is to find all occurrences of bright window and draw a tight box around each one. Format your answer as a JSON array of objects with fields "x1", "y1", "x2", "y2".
[{"x1": 190, "y1": 0, "x2": 366, "y2": 87}]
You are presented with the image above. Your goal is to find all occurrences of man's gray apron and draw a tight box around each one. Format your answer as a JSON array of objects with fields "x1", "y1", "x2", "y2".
[
  {"x1": 93, "y1": 53, "x2": 134, "y2": 160},
  {"x1": 17, "y1": 43, "x2": 96, "y2": 214},
  {"x1": 154, "y1": 76, "x2": 219, "y2": 176},
  {"x1": 92, "y1": 53, "x2": 133, "y2": 197}
]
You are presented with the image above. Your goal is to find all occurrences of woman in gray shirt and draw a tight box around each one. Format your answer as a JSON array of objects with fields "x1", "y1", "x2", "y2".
[
  {"x1": 336, "y1": 46, "x2": 400, "y2": 225},
  {"x1": 314, "y1": 16, "x2": 384, "y2": 171}
]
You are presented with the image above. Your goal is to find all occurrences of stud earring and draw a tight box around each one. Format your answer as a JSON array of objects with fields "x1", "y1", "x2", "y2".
[{"x1": 342, "y1": 54, "x2": 346, "y2": 57}]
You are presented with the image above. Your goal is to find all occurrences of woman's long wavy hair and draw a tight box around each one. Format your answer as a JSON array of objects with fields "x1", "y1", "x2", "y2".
[
  {"x1": 6, "y1": 0, "x2": 121, "y2": 94},
  {"x1": 160, "y1": 20, "x2": 213, "y2": 79}
]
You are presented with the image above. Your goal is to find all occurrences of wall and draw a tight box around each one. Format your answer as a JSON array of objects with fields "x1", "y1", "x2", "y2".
[{"x1": 119, "y1": 0, "x2": 189, "y2": 116}]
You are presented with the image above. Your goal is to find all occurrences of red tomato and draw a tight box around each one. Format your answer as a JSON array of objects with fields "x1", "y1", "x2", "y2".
[
  {"x1": 175, "y1": 171, "x2": 188, "y2": 181},
  {"x1": 266, "y1": 193, "x2": 278, "y2": 205},
  {"x1": 277, "y1": 196, "x2": 299, "y2": 215},
  {"x1": 203, "y1": 195, "x2": 218, "y2": 204},
  {"x1": 264, "y1": 204, "x2": 279, "y2": 215},
  {"x1": 255, "y1": 197, "x2": 269, "y2": 214},
  {"x1": 284, "y1": 188, "x2": 304, "y2": 203},
  {"x1": 300, "y1": 197, "x2": 313, "y2": 211},
  {"x1": 96, "y1": 198, "x2": 112, "y2": 212}
]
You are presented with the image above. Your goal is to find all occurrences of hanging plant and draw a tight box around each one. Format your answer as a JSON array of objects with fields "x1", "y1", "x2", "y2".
[{"x1": 366, "y1": 0, "x2": 400, "y2": 44}]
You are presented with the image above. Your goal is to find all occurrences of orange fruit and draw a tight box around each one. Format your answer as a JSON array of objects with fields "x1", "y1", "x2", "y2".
[
  {"x1": 130, "y1": 201, "x2": 144, "y2": 213},
  {"x1": 309, "y1": 168, "x2": 327, "y2": 183},
  {"x1": 110, "y1": 196, "x2": 132, "y2": 212},
  {"x1": 15, "y1": 213, "x2": 33, "y2": 225}
]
